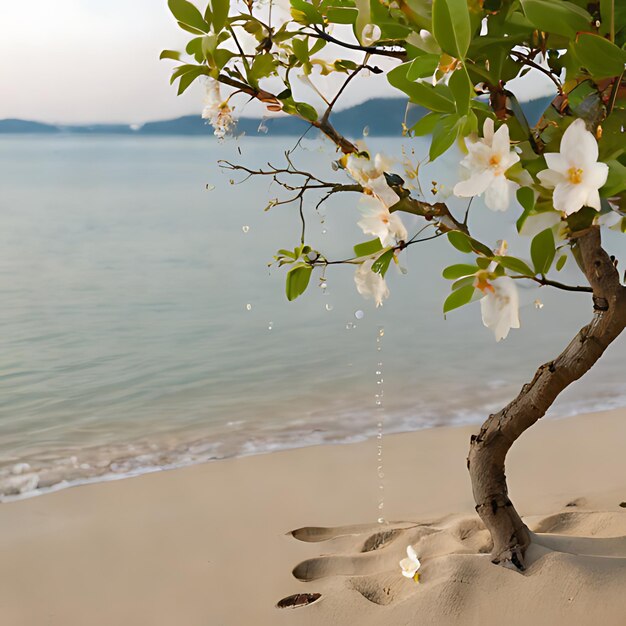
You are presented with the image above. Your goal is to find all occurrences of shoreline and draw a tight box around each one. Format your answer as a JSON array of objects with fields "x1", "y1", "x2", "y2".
[
  {"x1": 2, "y1": 399, "x2": 626, "y2": 503},
  {"x1": 3, "y1": 400, "x2": 626, "y2": 503},
  {"x1": 0, "y1": 407, "x2": 625, "y2": 624}
]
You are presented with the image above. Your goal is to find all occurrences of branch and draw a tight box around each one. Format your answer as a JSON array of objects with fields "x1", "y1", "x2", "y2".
[
  {"x1": 216, "y1": 75, "x2": 358, "y2": 154},
  {"x1": 511, "y1": 275, "x2": 593, "y2": 293},
  {"x1": 309, "y1": 25, "x2": 407, "y2": 60},
  {"x1": 510, "y1": 51, "x2": 563, "y2": 94}
]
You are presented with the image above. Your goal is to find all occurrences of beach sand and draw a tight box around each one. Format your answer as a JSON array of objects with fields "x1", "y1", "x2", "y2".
[{"x1": 0, "y1": 408, "x2": 625, "y2": 625}]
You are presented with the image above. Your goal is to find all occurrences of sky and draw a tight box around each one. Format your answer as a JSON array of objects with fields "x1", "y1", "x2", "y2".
[{"x1": 0, "y1": 0, "x2": 555, "y2": 125}]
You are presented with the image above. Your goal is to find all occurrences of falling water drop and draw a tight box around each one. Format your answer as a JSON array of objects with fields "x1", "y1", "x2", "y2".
[
  {"x1": 354, "y1": 310, "x2": 364, "y2": 320},
  {"x1": 242, "y1": 225, "x2": 250, "y2": 233},
  {"x1": 268, "y1": 321, "x2": 273, "y2": 330},
  {"x1": 363, "y1": 125, "x2": 370, "y2": 137},
  {"x1": 325, "y1": 303, "x2": 334, "y2": 311},
  {"x1": 346, "y1": 322, "x2": 356, "y2": 330},
  {"x1": 321, "y1": 228, "x2": 328, "y2": 235},
  {"x1": 245, "y1": 303, "x2": 252, "y2": 311}
]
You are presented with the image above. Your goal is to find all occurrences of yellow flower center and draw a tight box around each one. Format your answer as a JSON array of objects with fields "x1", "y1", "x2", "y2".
[
  {"x1": 489, "y1": 154, "x2": 501, "y2": 167},
  {"x1": 568, "y1": 167, "x2": 583, "y2": 184}
]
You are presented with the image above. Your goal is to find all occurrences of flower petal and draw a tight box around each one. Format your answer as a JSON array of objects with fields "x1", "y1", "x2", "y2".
[
  {"x1": 454, "y1": 169, "x2": 495, "y2": 198},
  {"x1": 553, "y1": 182, "x2": 589, "y2": 214},
  {"x1": 491, "y1": 123, "x2": 511, "y2": 157},
  {"x1": 484, "y1": 175, "x2": 513, "y2": 211},
  {"x1": 584, "y1": 161, "x2": 609, "y2": 190},
  {"x1": 537, "y1": 168, "x2": 565, "y2": 189},
  {"x1": 544, "y1": 153, "x2": 570, "y2": 176},
  {"x1": 561, "y1": 118, "x2": 598, "y2": 166}
]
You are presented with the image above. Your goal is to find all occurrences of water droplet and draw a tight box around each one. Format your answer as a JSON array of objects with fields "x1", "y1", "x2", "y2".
[
  {"x1": 376, "y1": 370, "x2": 382, "y2": 376},
  {"x1": 245, "y1": 303, "x2": 252, "y2": 311},
  {"x1": 205, "y1": 183, "x2": 215, "y2": 191},
  {"x1": 534, "y1": 299, "x2": 544, "y2": 309},
  {"x1": 325, "y1": 303, "x2": 334, "y2": 311},
  {"x1": 375, "y1": 400, "x2": 382, "y2": 406},
  {"x1": 363, "y1": 125, "x2": 370, "y2": 137},
  {"x1": 378, "y1": 327, "x2": 385, "y2": 337},
  {"x1": 320, "y1": 282, "x2": 327, "y2": 290},
  {"x1": 242, "y1": 225, "x2": 250, "y2": 233},
  {"x1": 268, "y1": 321, "x2": 273, "y2": 330},
  {"x1": 321, "y1": 228, "x2": 328, "y2": 235},
  {"x1": 378, "y1": 502, "x2": 384, "y2": 510},
  {"x1": 377, "y1": 433, "x2": 382, "y2": 439},
  {"x1": 331, "y1": 161, "x2": 339, "y2": 171},
  {"x1": 377, "y1": 517, "x2": 385, "y2": 524},
  {"x1": 354, "y1": 310, "x2": 364, "y2": 320},
  {"x1": 257, "y1": 120, "x2": 269, "y2": 134},
  {"x1": 345, "y1": 322, "x2": 356, "y2": 330}
]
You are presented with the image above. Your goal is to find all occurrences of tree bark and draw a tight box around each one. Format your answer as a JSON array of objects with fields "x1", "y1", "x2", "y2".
[{"x1": 467, "y1": 226, "x2": 626, "y2": 570}]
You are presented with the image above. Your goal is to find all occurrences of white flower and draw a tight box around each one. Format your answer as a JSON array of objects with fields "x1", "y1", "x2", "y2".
[
  {"x1": 453, "y1": 119, "x2": 520, "y2": 211},
  {"x1": 399, "y1": 545, "x2": 421, "y2": 580},
  {"x1": 345, "y1": 152, "x2": 394, "y2": 187},
  {"x1": 536, "y1": 119, "x2": 609, "y2": 215},
  {"x1": 202, "y1": 79, "x2": 236, "y2": 140},
  {"x1": 357, "y1": 194, "x2": 407, "y2": 246},
  {"x1": 477, "y1": 275, "x2": 520, "y2": 342},
  {"x1": 361, "y1": 23, "x2": 381, "y2": 47},
  {"x1": 354, "y1": 258, "x2": 389, "y2": 307}
]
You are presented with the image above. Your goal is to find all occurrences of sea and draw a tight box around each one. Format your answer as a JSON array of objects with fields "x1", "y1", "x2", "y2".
[{"x1": 1, "y1": 133, "x2": 624, "y2": 500}]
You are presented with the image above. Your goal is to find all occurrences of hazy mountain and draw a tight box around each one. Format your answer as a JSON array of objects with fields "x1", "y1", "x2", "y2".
[{"x1": 0, "y1": 96, "x2": 553, "y2": 138}]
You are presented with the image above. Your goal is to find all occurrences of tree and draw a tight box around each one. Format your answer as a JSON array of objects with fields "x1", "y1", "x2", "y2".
[{"x1": 162, "y1": 0, "x2": 626, "y2": 570}]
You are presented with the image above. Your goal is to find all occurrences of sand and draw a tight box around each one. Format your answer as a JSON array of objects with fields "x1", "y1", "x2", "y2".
[{"x1": 0, "y1": 408, "x2": 625, "y2": 625}]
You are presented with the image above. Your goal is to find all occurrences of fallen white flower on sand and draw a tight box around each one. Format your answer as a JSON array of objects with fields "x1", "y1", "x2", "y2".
[{"x1": 399, "y1": 545, "x2": 421, "y2": 581}]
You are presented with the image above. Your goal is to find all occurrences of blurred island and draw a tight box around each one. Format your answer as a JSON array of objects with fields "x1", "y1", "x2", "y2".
[{"x1": 0, "y1": 96, "x2": 551, "y2": 137}]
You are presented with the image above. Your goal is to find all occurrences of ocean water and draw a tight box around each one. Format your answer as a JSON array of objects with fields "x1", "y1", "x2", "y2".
[{"x1": 0, "y1": 134, "x2": 624, "y2": 500}]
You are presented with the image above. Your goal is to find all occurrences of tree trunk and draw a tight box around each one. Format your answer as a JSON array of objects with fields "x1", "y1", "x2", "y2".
[{"x1": 467, "y1": 226, "x2": 626, "y2": 570}]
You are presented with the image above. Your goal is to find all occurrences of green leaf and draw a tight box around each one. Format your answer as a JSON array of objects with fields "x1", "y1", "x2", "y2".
[
  {"x1": 429, "y1": 114, "x2": 460, "y2": 160},
  {"x1": 211, "y1": 0, "x2": 230, "y2": 33},
  {"x1": 530, "y1": 228, "x2": 556, "y2": 274},
  {"x1": 290, "y1": 0, "x2": 324, "y2": 24},
  {"x1": 388, "y1": 64, "x2": 456, "y2": 113},
  {"x1": 443, "y1": 284, "x2": 475, "y2": 313},
  {"x1": 602, "y1": 159, "x2": 626, "y2": 197},
  {"x1": 250, "y1": 53, "x2": 276, "y2": 81},
  {"x1": 410, "y1": 111, "x2": 442, "y2": 136},
  {"x1": 295, "y1": 102, "x2": 318, "y2": 122},
  {"x1": 556, "y1": 254, "x2": 568, "y2": 271},
  {"x1": 168, "y1": 0, "x2": 210, "y2": 33},
  {"x1": 520, "y1": 0, "x2": 592, "y2": 39},
  {"x1": 447, "y1": 230, "x2": 493, "y2": 256},
  {"x1": 326, "y1": 7, "x2": 358, "y2": 24},
  {"x1": 372, "y1": 249, "x2": 395, "y2": 277},
  {"x1": 286, "y1": 264, "x2": 312, "y2": 301},
  {"x1": 517, "y1": 186, "x2": 535, "y2": 212},
  {"x1": 493, "y1": 255, "x2": 535, "y2": 276},
  {"x1": 449, "y1": 67, "x2": 472, "y2": 115},
  {"x1": 432, "y1": 0, "x2": 471, "y2": 59},
  {"x1": 452, "y1": 275, "x2": 476, "y2": 290},
  {"x1": 442, "y1": 264, "x2": 479, "y2": 279},
  {"x1": 354, "y1": 238, "x2": 384, "y2": 257},
  {"x1": 572, "y1": 33, "x2": 626, "y2": 78},
  {"x1": 407, "y1": 54, "x2": 440, "y2": 80},
  {"x1": 447, "y1": 230, "x2": 473, "y2": 253},
  {"x1": 160, "y1": 49, "x2": 182, "y2": 61}
]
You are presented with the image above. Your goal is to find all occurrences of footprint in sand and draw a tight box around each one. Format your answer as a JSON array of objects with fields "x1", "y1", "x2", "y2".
[{"x1": 278, "y1": 508, "x2": 626, "y2": 612}]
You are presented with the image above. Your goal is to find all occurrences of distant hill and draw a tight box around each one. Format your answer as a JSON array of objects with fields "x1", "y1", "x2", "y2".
[{"x1": 0, "y1": 96, "x2": 553, "y2": 138}]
